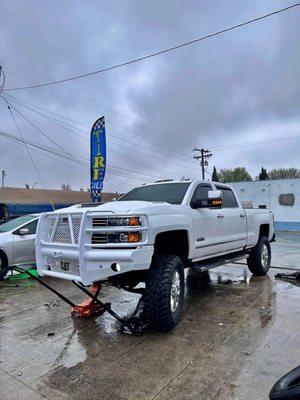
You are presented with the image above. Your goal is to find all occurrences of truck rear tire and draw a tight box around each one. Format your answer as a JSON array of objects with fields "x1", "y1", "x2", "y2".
[
  {"x1": 247, "y1": 236, "x2": 271, "y2": 276},
  {"x1": 144, "y1": 254, "x2": 185, "y2": 332},
  {"x1": 0, "y1": 252, "x2": 9, "y2": 281}
]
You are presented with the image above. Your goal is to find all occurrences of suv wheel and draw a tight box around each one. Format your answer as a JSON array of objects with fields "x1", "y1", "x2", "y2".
[
  {"x1": 0, "y1": 252, "x2": 9, "y2": 281},
  {"x1": 144, "y1": 254, "x2": 185, "y2": 332},
  {"x1": 247, "y1": 236, "x2": 271, "y2": 276}
]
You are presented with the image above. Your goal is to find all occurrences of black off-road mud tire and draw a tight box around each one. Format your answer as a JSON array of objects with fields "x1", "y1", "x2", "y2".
[
  {"x1": 144, "y1": 254, "x2": 185, "y2": 332},
  {"x1": 247, "y1": 236, "x2": 271, "y2": 276}
]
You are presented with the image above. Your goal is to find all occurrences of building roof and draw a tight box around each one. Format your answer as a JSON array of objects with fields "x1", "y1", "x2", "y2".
[{"x1": 0, "y1": 187, "x2": 118, "y2": 204}]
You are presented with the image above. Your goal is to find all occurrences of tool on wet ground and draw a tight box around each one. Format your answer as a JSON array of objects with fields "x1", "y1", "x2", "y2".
[
  {"x1": 275, "y1": 272, "x2": 300, "y2": 282},
  {"x1": 8, "y1": 268, "x2": 38, "y2": 281},
  {"x1": 8, "y1": 266, "x2": 148, "y2": 336}
]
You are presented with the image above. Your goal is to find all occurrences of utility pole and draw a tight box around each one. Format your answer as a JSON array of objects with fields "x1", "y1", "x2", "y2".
[
  {"x1": 1, "y1": 170, "x2": 7, "y2": 188},
  {"x1": 193, "y1": 148, "x2": 213, "y2": 180}
]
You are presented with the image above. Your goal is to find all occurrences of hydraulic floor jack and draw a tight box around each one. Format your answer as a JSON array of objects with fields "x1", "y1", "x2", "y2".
[{"x1": 9, "y1": 267, "x2": 148, "y2": 336}]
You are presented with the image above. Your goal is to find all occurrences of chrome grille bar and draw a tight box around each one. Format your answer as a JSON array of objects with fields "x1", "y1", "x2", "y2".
[
  {"x1": 91, "y1": 233, "x2": 108, "y2": 244},
  {"x1": 92, "y1": 218, "x2": 107, "y2": 227}
]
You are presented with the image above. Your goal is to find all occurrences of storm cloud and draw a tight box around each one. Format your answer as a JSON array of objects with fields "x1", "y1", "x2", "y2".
[{"x1": 0, "y1": 0, "x2": 299, "y2": 193}]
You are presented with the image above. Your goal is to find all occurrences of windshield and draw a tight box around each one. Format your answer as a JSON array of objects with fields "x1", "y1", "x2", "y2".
[
  {"x1": 119, "y1": 182, "x2": 191, "y2": 205},
  {"x1": 0, "y1": 215, "x2": 36, "y2": 233}
]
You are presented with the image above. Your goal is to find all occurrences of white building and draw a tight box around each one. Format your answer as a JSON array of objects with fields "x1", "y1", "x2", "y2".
[{"x1": 230, "y1": 178, "x2": 300, "y2": 232}]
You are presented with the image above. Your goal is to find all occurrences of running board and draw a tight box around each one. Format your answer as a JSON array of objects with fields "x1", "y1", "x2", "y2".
[{"x1": 191, "y1": 251, "x2": 249, "y2": 273}]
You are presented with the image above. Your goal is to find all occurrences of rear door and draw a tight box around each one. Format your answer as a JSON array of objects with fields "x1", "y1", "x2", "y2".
[
  {"x1": 215, "y1": 185, "x2": 247, "y2": 252},
  {"x1": 190, "y1": 183, "x2": 228, "y2": 259},
  {"x1": 13, "y1": 219, "x2": 38, "y2": 267}
]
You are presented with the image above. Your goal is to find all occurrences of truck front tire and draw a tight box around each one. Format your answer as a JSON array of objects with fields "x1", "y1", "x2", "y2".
[
  {"x1": 247, "y1": 236, "x2": 271, "y2": 276},
  {"x1": 144, "y1": 254, "x2": 185, "y2": 332}
]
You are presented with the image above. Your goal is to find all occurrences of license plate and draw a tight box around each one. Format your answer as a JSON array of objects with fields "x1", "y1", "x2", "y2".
[{"x1": 60, "y1": 260, "x2": 70, "y2": 271}]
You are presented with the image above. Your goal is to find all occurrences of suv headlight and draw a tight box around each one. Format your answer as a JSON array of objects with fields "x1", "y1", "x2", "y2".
[{"x1": 107, "y1": 217, "x2": 140, "y2": 227}]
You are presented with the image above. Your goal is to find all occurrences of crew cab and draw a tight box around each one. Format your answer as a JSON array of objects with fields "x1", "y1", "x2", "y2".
[{"x1": 36, "y1": 180, "x2": 274, "y2": 331}]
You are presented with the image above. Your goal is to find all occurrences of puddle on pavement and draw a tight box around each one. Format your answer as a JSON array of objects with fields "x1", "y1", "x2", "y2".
[
  {"x1": 56, "y1": 329, "x2": 87, "y2": 369},
  {"x1": 185, "y1": 267, "x2": 251, "y2": 295}
]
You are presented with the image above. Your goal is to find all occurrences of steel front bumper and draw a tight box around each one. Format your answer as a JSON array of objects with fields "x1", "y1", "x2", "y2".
[{"x1": 37, "y1": 245, "x2": 154, "y2": 286}]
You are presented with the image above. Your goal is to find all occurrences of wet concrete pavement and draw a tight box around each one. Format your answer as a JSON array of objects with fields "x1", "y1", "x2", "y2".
[{"x1": 1, "y1": 232, "x2": 300, "y2": 400}]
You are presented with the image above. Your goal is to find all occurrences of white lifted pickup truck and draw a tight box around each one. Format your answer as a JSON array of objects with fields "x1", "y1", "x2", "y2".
[{"x1": 36, "y1": 180, "x2": 274, "y2": 331}]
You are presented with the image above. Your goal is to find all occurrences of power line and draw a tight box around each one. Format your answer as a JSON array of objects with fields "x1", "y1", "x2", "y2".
[
  {"x1": 5, "y1": 90, "x2": 197, "y2": 168},
  {"x1": 6, "y1": 100, "x2": 85, "y2": 166},
  {"x1": 212, "y1": 134, "x2": 300, "y2": 152},
  {"x1": 0, "y1": 129, "x2": 123, "y2": 193},
  {"x1": 0, "y1": 51, "x2": 144, "y2": 125},
  {"x1": 5, "y1": 3, "x2": 300, "y2": 91},
  {"x1": 5, "y1": 93, "x2": 198, "y2": 170},
  {"x1": 5, "y1": 90, "x2": 300, "y2": 175},
  {"x1": 0, "y1": 129, "x2": 169, "y2": 182},
  {"x1": 5, "y1": 66, "x2": 192, "y2": 157},
  {"x1": 0, "y1": 93, "x2": 55, "y2": 210},
  {"x1": 4, "y1": 94, "x2": 186, "y2": 179}
]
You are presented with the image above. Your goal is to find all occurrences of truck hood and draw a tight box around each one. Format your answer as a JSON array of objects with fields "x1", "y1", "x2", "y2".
[{"x1": 57, "y1": 201, "x2": 186, "y2": 216}]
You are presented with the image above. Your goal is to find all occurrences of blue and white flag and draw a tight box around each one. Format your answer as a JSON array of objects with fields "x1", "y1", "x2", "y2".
[{"x1": 90, "y1": 116, "x2": 106, "y2": 202}]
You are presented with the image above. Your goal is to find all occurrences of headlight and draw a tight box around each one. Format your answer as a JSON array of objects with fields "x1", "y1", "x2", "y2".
[
  {"x1": 107, "y1": 232, "x2": 141, "y2": 243},
  {"x1": 107, "y1": 217, "x2": 140, "y2": 227}
]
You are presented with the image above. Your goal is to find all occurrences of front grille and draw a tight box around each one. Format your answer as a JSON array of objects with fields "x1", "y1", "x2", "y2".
[
  {"x1": 44, "y1": 213, "x2": 82, "y2": 244},
  {"x1": 52, "y1": 215, "x2": 72, "y2": 243},
  {"x1": 91, "y1": 233, "x2": 107, "y2": 244},
  {"x1": 45, "y1": 214, "x2": 56, "y2": 242},
  {"x1": 45, "y1": 256, "x2": 80, "y2": 276},
  {"x1": 71, "y1": 214, "x2": 82, "y2": 243},
  {"x1": 93, "y1": 217, "x2": 107, "y2": 227}
]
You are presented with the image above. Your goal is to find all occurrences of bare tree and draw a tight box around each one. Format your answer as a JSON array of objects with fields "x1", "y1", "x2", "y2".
[
  {"x1": 268, "y1": 168, "x2": 300, "y2": 180},
  {"x1": 61, "y1": 183, "x2": 72, "y2": 191}
]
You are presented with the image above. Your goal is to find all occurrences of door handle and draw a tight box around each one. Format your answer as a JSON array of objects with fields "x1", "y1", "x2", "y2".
[
  {"x1": 240, "y1": 214, "x2": 246, "y2": 218},
  {"x1": 217, "y1": 214, "x2": 224, "y2": 219}
]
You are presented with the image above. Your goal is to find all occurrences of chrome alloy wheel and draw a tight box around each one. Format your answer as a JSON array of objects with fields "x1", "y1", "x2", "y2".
[
  {"x1": 261, "y1": 244, "x2": 269, "y2": 268},
  {"x1": 170, "y1": 270, "x2": 181, "y2": 312}
]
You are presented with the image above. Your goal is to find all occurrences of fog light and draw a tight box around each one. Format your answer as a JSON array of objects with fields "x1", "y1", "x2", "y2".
[
  {"x1": 111, "y1": 262, "x2": 121, "y2": 272},
  {"x1": 128, "y1": 232, "x2": 141, "y2": 242}
]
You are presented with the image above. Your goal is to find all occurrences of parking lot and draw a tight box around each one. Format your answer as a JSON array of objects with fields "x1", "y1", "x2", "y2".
[{"x1": 1, "y1": 232, "x2": 299, "y2": 400}]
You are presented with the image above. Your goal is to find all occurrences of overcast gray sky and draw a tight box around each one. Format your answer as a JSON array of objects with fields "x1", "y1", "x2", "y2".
[{"x1": 0, "y1": 0, "x2": 299, "y2": 193}]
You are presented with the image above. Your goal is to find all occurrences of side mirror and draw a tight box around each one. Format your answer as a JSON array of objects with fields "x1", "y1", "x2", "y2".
[
  {"x1": 19, "y1": 228, "x2": 29, "y2": 235},
  {"x1": 191, "y1": 190, "x2": 223, "y2": 209}
]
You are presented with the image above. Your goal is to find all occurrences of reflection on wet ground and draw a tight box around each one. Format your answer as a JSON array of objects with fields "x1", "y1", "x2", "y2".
[{"x1": 0, "y1": 232, "x2": 300, "y2": 399}]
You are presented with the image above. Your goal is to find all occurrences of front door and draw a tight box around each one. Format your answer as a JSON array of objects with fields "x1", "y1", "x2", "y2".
[
  {"x1": 190, "y1": 184, "x2": 227, "y2": 259},
  {"x1": 13, "y1": 219, "x2": 38, "y2": 267},
  {"x1": 215, "y1": 185, "x2": 247, "y2": 252}
]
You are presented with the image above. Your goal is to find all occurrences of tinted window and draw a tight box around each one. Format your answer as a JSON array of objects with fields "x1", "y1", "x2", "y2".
[
  {"x1": 23, "y1": 219, "x2": 38, "y2": 234},
  {"x1": 216, "y1": 186, "x2": 238, "y2": 208},
  {"x1": 193, "y1": 184, "x2": 212, "y2": 201},
  {"x1": 0, "y1": 215, "x2": 36, "y2": 233},
  {"x1": 119, "y1": 182, "x2": 191, "y2": 205}
]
